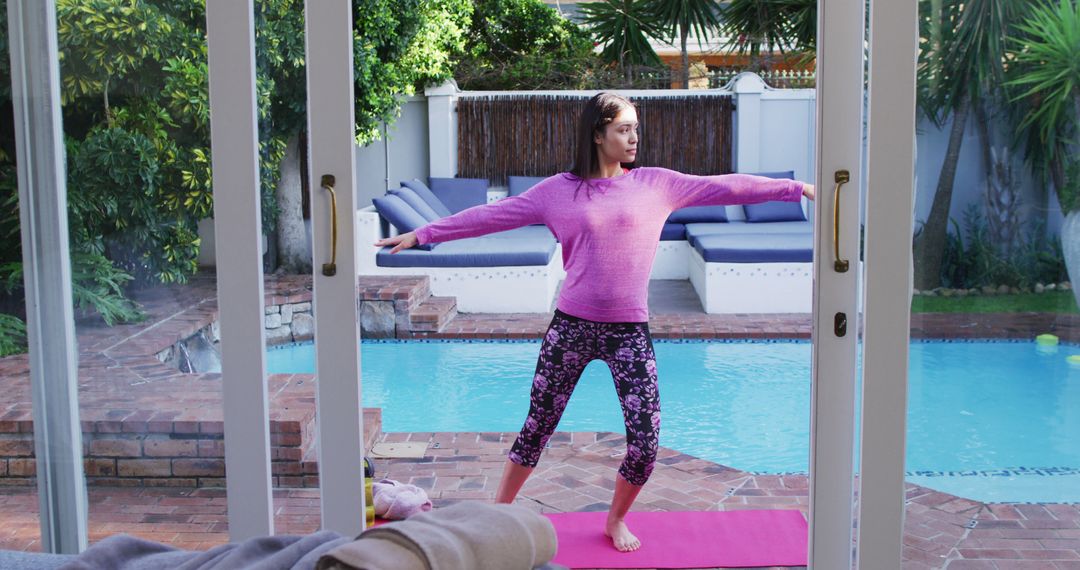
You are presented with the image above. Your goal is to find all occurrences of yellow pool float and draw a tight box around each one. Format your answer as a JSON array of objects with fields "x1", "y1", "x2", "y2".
[{"x1": 1037, "y1": 334, "x2": 1059, "y2": 346}]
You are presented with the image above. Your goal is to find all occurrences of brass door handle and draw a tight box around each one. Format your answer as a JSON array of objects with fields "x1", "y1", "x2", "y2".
[
  {"x1": 321, "y1": 174, "x2": 338, "y2": 277},
  {"x1": 833, "y1": 170, "x2": 850, "y2": 273}
]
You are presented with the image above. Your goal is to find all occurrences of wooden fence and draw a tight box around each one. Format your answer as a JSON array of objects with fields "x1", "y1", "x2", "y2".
[{"x1": 456, "y1": 94, "x2": 735, "y2": 186}]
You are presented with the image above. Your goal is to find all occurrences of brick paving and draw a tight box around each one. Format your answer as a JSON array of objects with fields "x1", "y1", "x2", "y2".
[
  {"x1": 4, "y1": 431, "x2": 1079, "y2": 568},
  {"x1": 2, "y1": 274, "x2": 1080, "y2": 568}
]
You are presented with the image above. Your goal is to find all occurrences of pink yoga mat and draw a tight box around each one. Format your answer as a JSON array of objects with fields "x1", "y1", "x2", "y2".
[{"x1": 545, "y1": 509, "x2": 808, "y2": 569}]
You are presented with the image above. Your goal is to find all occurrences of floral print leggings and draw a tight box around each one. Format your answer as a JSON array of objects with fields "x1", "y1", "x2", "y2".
[{"x1": 508, "y1": 309, "x2": 660, "y2": 486}]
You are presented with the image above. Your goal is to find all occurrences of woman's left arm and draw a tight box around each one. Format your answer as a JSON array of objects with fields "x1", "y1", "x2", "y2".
[{"x1": 652, "y1": 168, "x2": 814, "y2": 210}]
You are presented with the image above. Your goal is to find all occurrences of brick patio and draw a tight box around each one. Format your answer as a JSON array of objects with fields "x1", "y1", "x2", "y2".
[{"x1": 2, "y1": 273, "x2": 1079, "y2": 568}]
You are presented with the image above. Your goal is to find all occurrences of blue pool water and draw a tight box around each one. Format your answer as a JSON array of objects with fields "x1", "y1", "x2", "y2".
[{"x1": 266, "y1": 340, "x2": 1080, "y2": 503}]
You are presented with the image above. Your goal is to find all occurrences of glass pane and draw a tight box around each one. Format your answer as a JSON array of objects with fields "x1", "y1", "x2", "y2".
[
  {"x1": 60, "y1": 0, "x2": 228, "y2": 547},
  {"x1": 0, "y1": 1, "x2": 37, "y2": 552},
  {"x1": 906, "y1": 1, "x2": 1080, "y2": 567},
  {"x1": 350, "y1": 0, "x2": 822, "y2": 559}
]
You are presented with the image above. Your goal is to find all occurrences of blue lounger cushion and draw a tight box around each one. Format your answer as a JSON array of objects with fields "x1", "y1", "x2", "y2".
[
  {"x1": 740, "y1": 169, "x2": 805, "y2": 223},
  {"x1": 668, "y1": 205, "x2": 727, "y2": 224},
  {"x1": 372, "y1": 194, "x2": 435, "y2": 250},
  {"x1": 401, "y1": 179, "x2": 453, "y2": 218},
  {"x1": 485, "y1": 225, "x2": 556, "y2": 241},
  {"x1": 691, "y1": 232, "x2": 813, "y2": 263},
  {"x1": 377, "y1": 235, "x2": 557, "y2": 268},
  {"x1": 666, "y1": 171, "x2": 795, "y2": 225},
  {"x1": 429, "y1": 177, "x2": 489, "y2": 214},
  {"x1": 508, "y1": 175, "x2": 548, "y2": 196},
  {"x1": 507, "y1": 176, "x2": 550, "y2": 226},
  {"x1": 685, "y1": 220, "x2": 812, "y2": 240},
  {"x1": 388, "y1": 187, "x2": 440, "y2": 222},
  {"x1": 744, "y1": 200, "x2": 806, "y2": 223},
  {"x1": 661, "y1": 223, "x2": 686, "y2": 241}
]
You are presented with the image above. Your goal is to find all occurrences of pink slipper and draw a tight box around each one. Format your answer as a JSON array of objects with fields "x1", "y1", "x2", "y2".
[{"x1": 371, "y1": 478, "x2": 433, "y2": 520}]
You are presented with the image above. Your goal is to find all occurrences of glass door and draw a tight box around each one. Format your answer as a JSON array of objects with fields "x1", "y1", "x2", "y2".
[{"x1": 204, "y1": 0, "x2": 369, "y2": 539}]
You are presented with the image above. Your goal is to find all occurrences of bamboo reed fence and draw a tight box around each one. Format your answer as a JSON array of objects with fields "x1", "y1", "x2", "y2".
[{"x1": 456, "y1": 94, "x2": 735, "y2": 185}]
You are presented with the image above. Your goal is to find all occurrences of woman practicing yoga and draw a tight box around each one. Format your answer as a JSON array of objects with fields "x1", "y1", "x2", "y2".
[{"x1": 375, "y1": 92, "x2": 816, "y2": 552}]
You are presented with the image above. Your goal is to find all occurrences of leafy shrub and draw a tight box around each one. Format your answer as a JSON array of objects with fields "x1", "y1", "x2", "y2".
[
  {"x1": 0, "y1": 314, "x2": 26, "y2": 357},
  {"x1": 940, "y1": 205, "x2": 1066, "y2": 289}
]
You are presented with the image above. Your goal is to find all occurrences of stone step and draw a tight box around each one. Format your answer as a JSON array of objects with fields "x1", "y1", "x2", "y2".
[
  {"x1": 409, "y1": 296, "x2": 458, "y2": 333},
  {"x1": 358, "y1": 276, "x2": 434, "y2": 339},
  {"x1": 357, "y1": 275, "x2": 431, "y2": 312}
]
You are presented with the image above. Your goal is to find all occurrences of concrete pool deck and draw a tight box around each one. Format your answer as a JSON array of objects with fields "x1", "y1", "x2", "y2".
[{"x1": 2, "y1": 273, "x2": 1079, "y2": 568}]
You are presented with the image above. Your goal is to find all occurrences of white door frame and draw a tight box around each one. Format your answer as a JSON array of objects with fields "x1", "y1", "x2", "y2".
[
  {"x1": 808, "y1": 0, "x2": 866, "y2": 567},
  {"x1": 204, "y1": 0, "x2": 368, "y2": 538},
  {"x1": 8, "y1": 0, "x2": 88, "y2": 553},
  {"x1": 856, "y1": 0, "x2": 919, "y2": 566},
  {"x1": 206, "y1": 0, "x2": 275, "y2": 540},
  {"x1": 305, "y1": 0, "x2": 367, "y2": 535}
]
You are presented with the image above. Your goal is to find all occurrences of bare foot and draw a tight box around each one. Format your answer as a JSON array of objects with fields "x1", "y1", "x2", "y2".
[{"x1": 604, "y1": 517, "x2": 641, "y2": 552}]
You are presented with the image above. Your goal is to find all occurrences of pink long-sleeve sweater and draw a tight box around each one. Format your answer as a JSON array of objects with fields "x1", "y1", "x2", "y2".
[{"x1": 414, "y1": 167, "x2": 805, "y2": 323}]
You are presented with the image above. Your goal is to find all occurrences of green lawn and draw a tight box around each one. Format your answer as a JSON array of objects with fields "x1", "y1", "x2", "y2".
[{"x1": 911, "y1": 290, "x2": 1079, "y2": 314}]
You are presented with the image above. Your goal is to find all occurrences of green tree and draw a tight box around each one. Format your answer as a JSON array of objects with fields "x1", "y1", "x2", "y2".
[
  {"x1": 647, "y1": 0, "x2": 722, "y2": 88},
  {"x1": 1005, "y1": 0, "x2": 1080, "y2": 304},
  {"x1": 720, "y1": 0, "x2": 1032, "y2": 290},
  {"x1": 581, "y1": 0, "x2": 666, "y2": 83},
  {"x1": 718, "y1": 0, "x2": 816, "y2": 63},
  {"x1": 914, "y1": 0, "x2": 1026, "y2": 289},
  {"x1": 0, "y1": 0, "x2": 471, "y2": 341},
  {"x1": 454, "y1": 0, "x2": 600, "y2": 90},
  {"x1": 267, "y1": 0, "x2": 471, "y2": 271}
]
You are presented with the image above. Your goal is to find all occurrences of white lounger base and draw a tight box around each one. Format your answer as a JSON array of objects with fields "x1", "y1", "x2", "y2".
[
  {"x1": 688, "y1": 248, "x2": 812, "y2": 314},
  {"x1": 649, "y1": 241, "x2": 691, "y2": 280}
]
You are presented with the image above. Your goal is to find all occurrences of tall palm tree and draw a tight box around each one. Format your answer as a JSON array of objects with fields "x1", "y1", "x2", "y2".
[
  {"x1": 1005, "y1": 0, "x2": 1080, "y2": 304},
  {"x1": 580, "y1": 0, "x2": 666, "y2": 82},
  {"x1": 647, "y1": 0, "x2": 722, "y2": 88},
  {"x1": 720, "y1": 0, "x2": 1031, "y2": 289},
  {"x1": 718, "y1": 0, "x2": 816, "y2": 63},
  {"x1": 914, "y1": 0, "x2": 1026, "y2": 290}
]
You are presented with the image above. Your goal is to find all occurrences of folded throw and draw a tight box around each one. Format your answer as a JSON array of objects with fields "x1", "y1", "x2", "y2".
[{"x1": 317, "y1": 501, "x2": 557, "y2": 570}]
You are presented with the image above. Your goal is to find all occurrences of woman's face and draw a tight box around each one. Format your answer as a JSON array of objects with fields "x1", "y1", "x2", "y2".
[{"x1": 594, "y1": 106, "x2": 639, "y2": 165}]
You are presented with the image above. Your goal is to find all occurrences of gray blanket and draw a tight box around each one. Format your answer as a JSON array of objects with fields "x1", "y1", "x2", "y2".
[
  {"x1": 48, "y1": 502, "x2": 559, "y2": 570},
  {"x1": 57, "y1": 531, "x2": 347, "y2": 570}
]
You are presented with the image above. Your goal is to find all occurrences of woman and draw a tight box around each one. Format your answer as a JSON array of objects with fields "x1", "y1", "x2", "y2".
[{"x1": 375, "y1": 92, "x2": 815, "y2": 552}]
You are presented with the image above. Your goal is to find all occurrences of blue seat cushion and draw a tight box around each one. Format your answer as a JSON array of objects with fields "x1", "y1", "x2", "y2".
[
  {"x1": 508, "y1": 175, "x2": 548, "y2": 196},
  {"x1": 372, "y1": 194, "x2": 435, "y2": 250},
  {"x1": 668, "y1": 205, "x2": 727, "y2": 224},
  {"x1": 743, "y1": 200, "x2": 806, "y2": 223},
  {"x1": 486, "y1": 225, "x2": 556, "y2": 241},
  {"x1": 691, "y1": 232, "x2": 813, "y2": 263},
  {"x1": 377, "y1": 235, "x2": 557, "y2": 268},
  {"x1": 429, "y1": 177, "x2": 489, "y2": 214},
  {"x1": 740, "y1": 170, "x2": 805, "y2": 223},
  {"x1": 750, "y1": 170, "x2": 796, "y2": 180},
  {"x1": 401, "y1": 179, "x2": 453, "y2": 218},
  {"x1": 388, "y1": 186, "x2": 440, "y2": 222},
  {"x1": 660, "y1": 223, "x2": 686, "y2": 241},
  {"x1": 685, "y1": 220, "x2": 811, "y2": 240}
]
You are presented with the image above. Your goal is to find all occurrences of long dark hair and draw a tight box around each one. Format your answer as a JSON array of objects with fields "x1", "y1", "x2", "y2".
[{"x1": 569, "y1": 92, "x2": 636, "y2": 199}]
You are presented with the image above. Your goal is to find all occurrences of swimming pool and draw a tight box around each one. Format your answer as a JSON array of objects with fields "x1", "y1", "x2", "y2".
[{"x1": 264, "y1": 339, "x2": 1080, "y2": 503}]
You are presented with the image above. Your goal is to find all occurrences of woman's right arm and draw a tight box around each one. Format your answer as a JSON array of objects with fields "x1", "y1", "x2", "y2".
[{"x1": 375, "y1": 190, "x2": 544, "y2": 253}]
